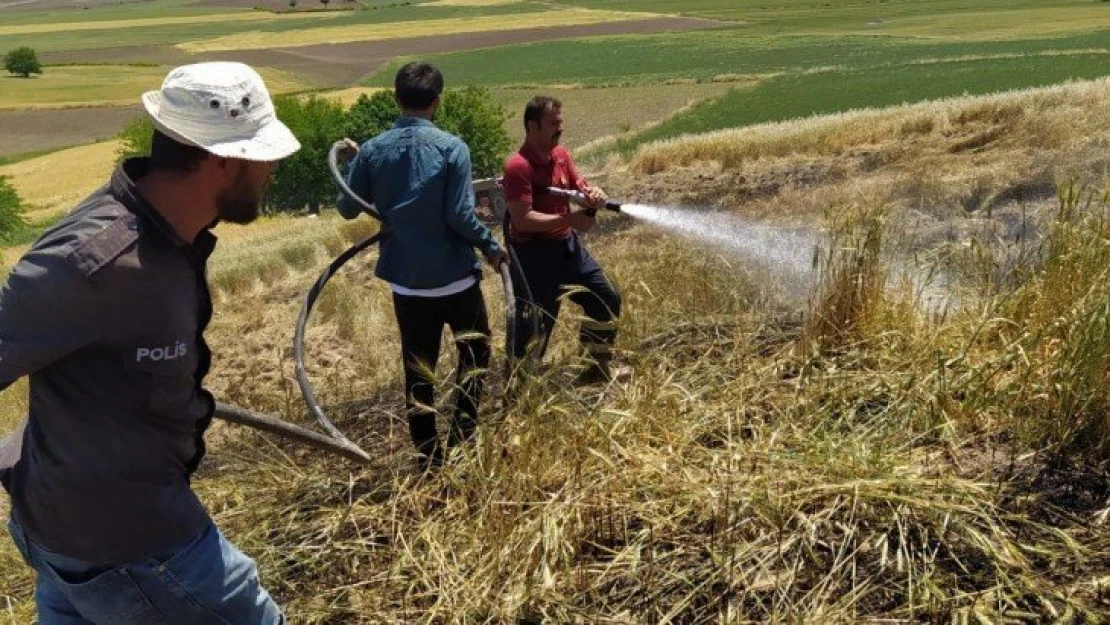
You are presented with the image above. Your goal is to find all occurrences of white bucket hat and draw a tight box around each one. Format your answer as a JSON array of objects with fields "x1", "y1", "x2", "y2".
[{"x1": 142, "y1": 61, "x2": 300, "y2": 162}]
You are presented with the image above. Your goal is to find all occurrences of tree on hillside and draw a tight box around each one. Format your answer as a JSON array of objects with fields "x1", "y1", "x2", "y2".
[
  {"x1": 343, "y1": 91, "x2": 400, "y2": 144},
  {"x1": 268, "y1": 95, "x2": 346, "y2": 214},
  {"x1": 0, "y1": 176, "x2": 26, "y2": 243},
  {"x1": 344, "y1": 86, "x2": 512, "y2": 178},
  {"x1": 116, "y1": 114, "x2": 155, "y2": 162},
  {"x1": 319, "y1": 0, "x2": 329, "y2": 8},
  {"x1": 4, "y1": 47, "x2": 42, "y2": 78},
  {"x1": 437, "y1": 86, "x2": 512, "y2": 178}
]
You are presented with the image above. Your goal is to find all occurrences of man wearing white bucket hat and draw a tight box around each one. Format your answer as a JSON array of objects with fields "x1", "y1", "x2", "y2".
[{"x1": 0, "y1": 62, "x2": 297, "y2": 624}]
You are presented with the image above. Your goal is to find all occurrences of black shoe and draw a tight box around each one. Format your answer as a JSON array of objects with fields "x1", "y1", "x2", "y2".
[
  {"x1": 575, "y1": 361, "x2": 631, "y2": 386},
  {"x1": 446, "y1": 414, "x2": 477, "y2": 449},
  {"x1": 575, "y1": 360, "x2": 611, "y2": 385},
  {"x1": 416, "y1": 448, "x2": 444, "y2": 474}
]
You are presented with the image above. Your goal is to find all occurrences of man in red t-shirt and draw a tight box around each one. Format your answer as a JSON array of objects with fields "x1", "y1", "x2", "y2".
[{"x1": 502, "y1": 95, "x2": 622, "y2": 383}]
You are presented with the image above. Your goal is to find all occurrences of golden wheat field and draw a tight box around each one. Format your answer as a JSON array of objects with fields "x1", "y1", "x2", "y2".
[
  {"x1": 0, "y1": 10, "x2": 340, "y2": 37},
  {"x1": 177, "y1": 9, "x2": 656, "y2": 52},
  {"x1": 0, "y1": 0, "x2": 1105, "y2": 599},
  {"x1": 1, "y1": 74, "x2": 1108, "y2": 623},
  {"x1": 0, "y1": 141, "x2": 121, "y2": 221},
  {"x1": 0, "y1": 66, "x2": 314, "y2": 110},
  {"x1": 2, "y1": 0, "x2": 1108, "y2": 618}
]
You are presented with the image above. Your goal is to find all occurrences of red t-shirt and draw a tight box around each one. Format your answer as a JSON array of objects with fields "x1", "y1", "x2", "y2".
[{"x1": 502, "y1": 144, "x2": 590, "y2": 243}]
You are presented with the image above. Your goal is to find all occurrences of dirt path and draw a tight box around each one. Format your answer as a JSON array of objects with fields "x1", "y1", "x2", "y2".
[{"x1": 0, "y1": 105, "x2": 140, "y2": 158}]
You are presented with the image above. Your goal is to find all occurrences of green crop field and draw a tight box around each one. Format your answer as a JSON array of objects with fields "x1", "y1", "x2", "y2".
[
  {"x1": 0, "y1": 0, "x2": 233, "y2": 26},
  {"x1": 620, "y1": 50, "x2": 1110, "y2": 152},
  {"x1": 369, "y1": 27, "x2": 1110, "y2": 152},
  {"x1": 559, "y1": 0, "x2": 1109, "y2": 36},
  {"x1": 368, "y1": 28, "x2": 1110, "y2": 88}
]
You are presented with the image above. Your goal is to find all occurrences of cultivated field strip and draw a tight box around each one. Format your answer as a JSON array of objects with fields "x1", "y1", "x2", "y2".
[
  {"x1": 0, "y1": 9, "x2": 341, "y2": 36},
  {"x1": 177, "y1": 8, "x2": 660, "y2": 52}
]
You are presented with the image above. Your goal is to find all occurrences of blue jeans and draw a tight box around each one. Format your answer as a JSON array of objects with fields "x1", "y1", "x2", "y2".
[{"x1": 7, "y1": 518, "x2": 284, "y2": 624}]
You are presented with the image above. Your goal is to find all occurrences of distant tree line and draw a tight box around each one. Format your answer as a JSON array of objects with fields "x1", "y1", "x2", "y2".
[{"x1": 117, "y1": 87, "x2": 512, "y2": 215}]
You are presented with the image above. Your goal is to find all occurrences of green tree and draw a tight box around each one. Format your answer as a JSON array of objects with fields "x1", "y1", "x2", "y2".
[
  {"x1": 0, "y1": 175, "x2": 26, "y2": 243},
  {"x1": 343, "y1": 86, "x2": 511, "y2": 178},
  {"x1": 3, "y1": 47, "x2": 42, "y2": 78},
  {"x1": 116, "y1": 114, "x2": 154, "y2": 162},
  {"x1": 437, "y1": 86, "x2": 512, "y2": 178},
  {"x1": 268, "y1": 94, "x2": 346, "y2": 214},
  {"x1": 343, "y1": 90, "x2": 399, "y2": 144}
]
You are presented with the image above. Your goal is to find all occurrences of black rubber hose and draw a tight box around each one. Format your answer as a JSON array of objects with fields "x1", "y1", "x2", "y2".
[
  {"x1": 205, "y1": 143, "x2": 382, "y2": 466},
  {"x1": 288, "y1": 143, "x2": 517, "y2": 459},
  {"x1": 213, "y1": 402, "x2": 371, "y2": 464},
  {"x1": 276, "y1": 140, "x2": 387, "y2": 460},
  {"x1": 292, "y1": 229, "x2": 382, "y2": 457},
  {"x1": 327, "y1": 140, "x2": 381, "y2": 221},
  {"x1": 501, "y1": 211, "x2": 541, "y2": 365},
  {"x1": 211, "y1": 142, "x2": 383, "y2": 465},
  {"x1": 212, "y1": 143, "x2": 529, "y2": 466},
  {"x1": 498, "y1": 261, "x2": 517, "y2": 379}
]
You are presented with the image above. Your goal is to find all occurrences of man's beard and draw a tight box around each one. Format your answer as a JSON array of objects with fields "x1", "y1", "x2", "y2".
[
  {"x1": 217, "y1": 197, "x2": 260, "y2": 224},
  {"x1": 216, "y1": 171, "x2": 262, "y2": 224}
]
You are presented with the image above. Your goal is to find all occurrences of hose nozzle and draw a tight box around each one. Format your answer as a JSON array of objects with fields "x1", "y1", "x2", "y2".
[{"x1": 545, "y1": 187, "x2": 622, "y2": 214}]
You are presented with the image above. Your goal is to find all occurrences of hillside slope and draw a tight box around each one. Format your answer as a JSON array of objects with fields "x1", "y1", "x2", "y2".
[{"x1": 2, "y1": 81, "x2": 1108, "y2": 622}]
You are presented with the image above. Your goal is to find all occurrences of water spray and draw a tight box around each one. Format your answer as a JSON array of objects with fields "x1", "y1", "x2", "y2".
[{"x1": 617, "y1": 202, "x2": 822, "y2": 300}]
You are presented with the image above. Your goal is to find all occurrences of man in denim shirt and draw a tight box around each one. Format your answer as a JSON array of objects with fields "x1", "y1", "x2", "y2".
[{"x1": 339, "y1": 62, "x2": 507, "y2": 471}]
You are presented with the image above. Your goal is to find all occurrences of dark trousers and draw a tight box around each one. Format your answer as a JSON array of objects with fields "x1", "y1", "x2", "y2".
[
  {"x1": 510, "y1": 233, "x2": 621, "y2": 362},
  {"x1": 392, "y1": 283, "x2": 491, "y2": 462}
]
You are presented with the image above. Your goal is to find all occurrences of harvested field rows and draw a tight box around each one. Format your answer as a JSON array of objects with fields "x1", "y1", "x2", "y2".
[
  {"x1": 0, "y1": 0, "x2": 231, "y2": 20},
  {"x1": 840, "y1": 6, "x2": 1110, "y2": 39},
  {"x1": 0, "y1": 9, "x2": 339, "y2": 36},
  {"x1": 0, "y1": 65, "x2": 313, "y2": 110},
  {"x1": 178, "y1": 8, "x2": 658, "y2": 52},
  {"x1": 0, "y1": 105, "x2": 139, "y2": 158},
  {"x1": 30, "y1": 17, "x2": 721, "y2": 87},
  {"x1": 0, "y1": 140, "x2": 120, "y2": 224}
]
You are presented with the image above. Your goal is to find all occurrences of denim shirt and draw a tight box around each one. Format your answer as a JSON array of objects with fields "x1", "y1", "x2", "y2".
[{"x1": 338, "y1": 117, "x2": 501, "y2": 289}]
